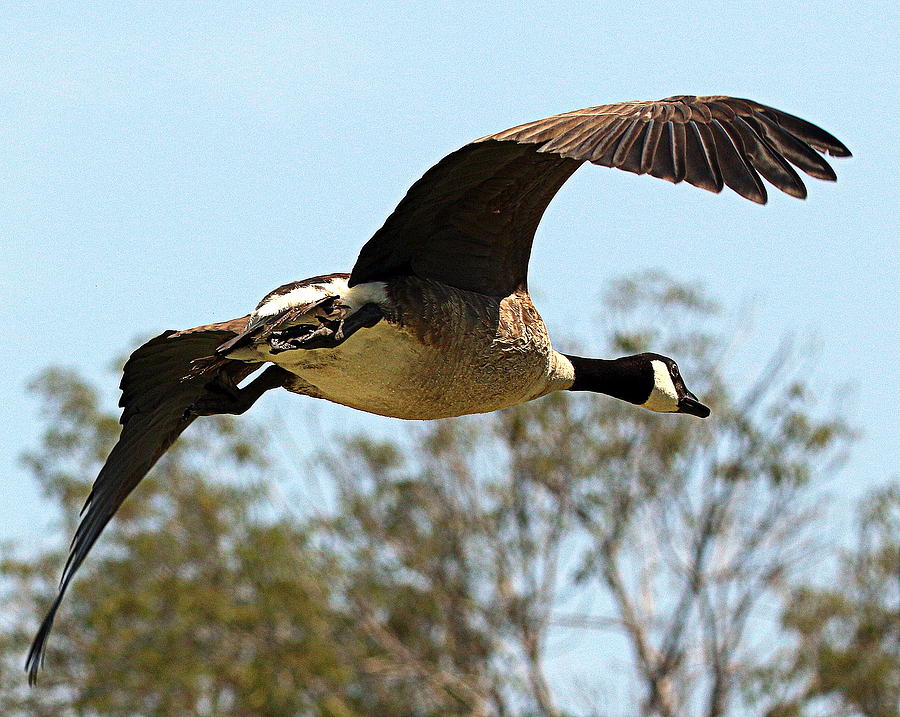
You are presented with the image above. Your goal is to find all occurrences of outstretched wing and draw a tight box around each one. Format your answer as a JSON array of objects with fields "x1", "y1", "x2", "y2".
[
  {"x1": 349, "y1": 95, "x2": 850, "y2": 296},
  {"x1": 26, "y1": 317, "x2": 258, "y2": 684}
]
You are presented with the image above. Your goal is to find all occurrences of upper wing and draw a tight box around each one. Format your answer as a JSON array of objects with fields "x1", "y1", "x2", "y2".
[
  {"x1": 349, "y1": 95, "x2": 850, "y2": 296},
  {"x1": 26, "y1": 317, "x2": 258, "y2": 684}
]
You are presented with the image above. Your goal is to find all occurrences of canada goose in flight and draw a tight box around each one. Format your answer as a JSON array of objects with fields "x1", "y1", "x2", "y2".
[{"x1": 27, "y1": 95, "x2": 849, "y2": 681}]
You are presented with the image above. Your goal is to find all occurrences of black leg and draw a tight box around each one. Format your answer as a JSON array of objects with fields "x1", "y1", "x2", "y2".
[{"x1": 189, "y1": 366, "x2": 291, "y2": 416}]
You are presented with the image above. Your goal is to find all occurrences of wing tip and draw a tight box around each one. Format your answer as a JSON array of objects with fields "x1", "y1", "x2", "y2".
[
  {"x1": 784, "y1": 182, "x2": 809, "y2": 200},
  {"x1": 811, "y1": 164, "x2": 839, "y2": 182},
  {"x1": 747, "y1": 192, "x2": 768, "y2": 206},
  {"x1": 25, "y1": 594, "x2": 61, "y2": 686},
  {"x1": 827, "y1": 144, "x2": 852, "y2": 159}
]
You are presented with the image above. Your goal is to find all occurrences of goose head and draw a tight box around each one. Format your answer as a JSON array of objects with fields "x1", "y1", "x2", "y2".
[
  {"x1": 638, "y1": 353, "x2": 710, "y2": 417},
  {"x1": 563, "y1": 352, "x2": 710, "y2": 418}
]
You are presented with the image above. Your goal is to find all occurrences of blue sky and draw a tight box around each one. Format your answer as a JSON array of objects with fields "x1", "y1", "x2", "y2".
[{"x1": 0, "y1": 0, "x2": 897, "y2": 695}]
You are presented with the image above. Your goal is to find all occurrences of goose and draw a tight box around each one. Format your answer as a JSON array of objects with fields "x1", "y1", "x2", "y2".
[{"x1": 26, "y1": 95, "x2": 849, "y2": 681}]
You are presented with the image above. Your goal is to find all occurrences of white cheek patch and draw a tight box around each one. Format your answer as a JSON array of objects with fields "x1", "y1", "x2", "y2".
[{"x1": 641, "y1": 359, "x2": 680, "y2": 413}]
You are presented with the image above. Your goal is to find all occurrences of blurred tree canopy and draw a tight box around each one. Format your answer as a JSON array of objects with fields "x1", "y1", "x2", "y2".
[
  {"x1": 755, "y1": 486, "x2": 899, "y2": 717},
  {"x1": 1, "y1": 274, "x2": 894, "y2": 716}
]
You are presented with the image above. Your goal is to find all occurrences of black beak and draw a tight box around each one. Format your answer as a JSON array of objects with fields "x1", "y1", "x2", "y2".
[{"x1": 678, "y1": 393, "x2": 711, "y2": 418}]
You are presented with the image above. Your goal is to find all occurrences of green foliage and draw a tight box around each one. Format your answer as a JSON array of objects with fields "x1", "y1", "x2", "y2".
[
  {"x1": 761, "y1": 486, "x2": 899, "y2": 717},
  {"x1": 1, "y1": 371, "x2": 367, "y2": 716}
]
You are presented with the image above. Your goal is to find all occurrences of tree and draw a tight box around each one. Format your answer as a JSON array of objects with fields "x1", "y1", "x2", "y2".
[
  {"x1": 756, "y1": 485, "x2": 899, "y2": 717},
  {"x1": 1, "y1": 369, "x2": 369, "y2": 716},
  {"x1": 310, "y1": 273, "x2": 852, "y2": 717},
  {"x1": 1, "y1": 274, "x2": 864, "y2": 716}
]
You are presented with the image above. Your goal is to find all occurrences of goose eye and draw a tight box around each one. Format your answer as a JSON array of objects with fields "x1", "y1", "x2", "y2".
[{"x1": 671, "y1": 365, "x2": 679, "y2": 377}]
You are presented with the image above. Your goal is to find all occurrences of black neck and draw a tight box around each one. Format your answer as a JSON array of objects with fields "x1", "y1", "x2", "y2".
[{"x1": 563, "y1": 354, "x2": 650, "y2": 405}]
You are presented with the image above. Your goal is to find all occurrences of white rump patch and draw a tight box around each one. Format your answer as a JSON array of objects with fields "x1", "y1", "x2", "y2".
[
  {"x1": 342, "y1": 280, "x2": 389, "y2": 309},
  {"x1": 641, "y1": 359, "x2": 679, "y2": 413},
  {"x1": 253, "y1": 277, "x2": 387, "y2": 320}
]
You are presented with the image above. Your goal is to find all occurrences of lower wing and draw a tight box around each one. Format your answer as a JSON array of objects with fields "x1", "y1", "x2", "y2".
[{"x1": 26, "y1": 317, "x2": 260, "y2": 684}]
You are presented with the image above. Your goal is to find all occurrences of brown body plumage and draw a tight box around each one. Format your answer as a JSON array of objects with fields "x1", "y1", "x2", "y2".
[{"x1": 262, "y1": 277, "x2": 573, "y2": 419}]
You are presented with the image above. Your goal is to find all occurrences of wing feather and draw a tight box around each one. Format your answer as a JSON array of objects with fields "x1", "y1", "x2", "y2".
[
  {"x1": 639, "y1": 119, "x2": 663, "y2": 174},
  {"x1": 709, "y1": 120, "x2": 767, "y2": 204},
  {"x1": 611, "y1": 118, "x2": 645, "y2": 168},
  {"x1": 26, "y1": 320, "x2": 258, "y2": 684},
  {"x1": 731, "y1": 117, "x2": 807, "y2": 199},
  {"x1": 744, "y1": 113, "x2": 838, "y2": 181},
  {"x1": 349, "y1": 95, "x2": 850, "y2": 296},
  {"x1": 683, "y1": 122, "x2": 723, "y2": 193}
]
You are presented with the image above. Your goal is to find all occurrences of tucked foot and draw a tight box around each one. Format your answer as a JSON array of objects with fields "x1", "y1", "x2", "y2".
[
  {"x1": 268, "y1": 323, "x2": 335, "y2": 353},
  {"x1": 267, "y1": 302, "x2": 383, "y2": 354},
  {"x1": 188, "y1": 366, "x2": 291, "y2": 416}
]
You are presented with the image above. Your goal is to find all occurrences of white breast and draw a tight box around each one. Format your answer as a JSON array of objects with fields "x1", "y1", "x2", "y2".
[{"x1": 280, "y1": 320, "x2": 563, "y2": 419}]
